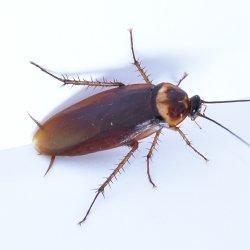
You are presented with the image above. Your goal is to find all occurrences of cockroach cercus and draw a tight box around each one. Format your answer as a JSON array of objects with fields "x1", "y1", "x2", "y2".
[{"x1": 30, "y1": 30, "x2": 250, "y2": 225}]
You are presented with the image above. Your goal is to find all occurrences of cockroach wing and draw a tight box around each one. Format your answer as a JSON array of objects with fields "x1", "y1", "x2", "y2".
[{"x1": 33, "y1": 84, "x2": 161, "y2": 156}]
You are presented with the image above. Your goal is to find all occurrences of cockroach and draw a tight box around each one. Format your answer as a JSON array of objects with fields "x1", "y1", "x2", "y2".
[{"x1": 30, "y1": 30, "x2": 250, "y2": 225}]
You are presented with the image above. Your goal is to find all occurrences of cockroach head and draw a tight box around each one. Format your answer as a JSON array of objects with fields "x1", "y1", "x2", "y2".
[{"x1": 189, "y1": 95, "x2": 202, "y2": 120}]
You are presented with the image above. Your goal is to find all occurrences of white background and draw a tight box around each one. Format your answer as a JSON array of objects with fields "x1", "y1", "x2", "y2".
[{"x1": 0, "y1": 0, "x2": 250, "y2": 249}]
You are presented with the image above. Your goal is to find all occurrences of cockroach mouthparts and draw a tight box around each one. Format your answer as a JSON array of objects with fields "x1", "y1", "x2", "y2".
[{"x1": 30, "y1": 30, "x2": 250, "y2": 225}]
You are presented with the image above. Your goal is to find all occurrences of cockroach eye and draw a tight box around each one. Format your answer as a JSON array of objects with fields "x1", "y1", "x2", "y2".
[{"x1": 189, "y1": 95, "x2": 202, "y2": 119}]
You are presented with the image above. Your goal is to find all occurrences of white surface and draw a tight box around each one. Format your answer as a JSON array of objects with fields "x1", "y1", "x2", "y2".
[{"x1": 0, "y1": 0, "x2": 250, "y2": 250}]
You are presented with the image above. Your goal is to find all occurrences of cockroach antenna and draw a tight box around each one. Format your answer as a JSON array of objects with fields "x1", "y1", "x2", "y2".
[
  {"x1": 193, "y1": 98, "x2": 250, "y2": 147},
  {"x1": 198, "y1": 113, "x2": 250, "y2": 147},
  {"x1": 201, "y1": 99, "x2": 250, "y2": 104}
]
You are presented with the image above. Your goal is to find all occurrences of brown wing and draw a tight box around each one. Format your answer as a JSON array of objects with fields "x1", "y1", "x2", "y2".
[{"x1": 33, "y1": 84, "x2": 161, "y2": 156}]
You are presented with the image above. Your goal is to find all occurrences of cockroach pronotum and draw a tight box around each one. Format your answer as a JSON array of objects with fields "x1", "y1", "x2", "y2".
[{"x1": 30, "y1": 30, "x2": 250, "y2": 225}]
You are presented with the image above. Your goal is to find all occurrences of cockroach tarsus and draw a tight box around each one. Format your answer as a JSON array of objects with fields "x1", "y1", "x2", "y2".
[{"x1": 30, "y1": 29, "x2": 250, "y2": 225}]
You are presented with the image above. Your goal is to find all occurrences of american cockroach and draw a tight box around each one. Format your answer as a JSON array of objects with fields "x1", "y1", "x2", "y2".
[{"x1": 30, "y1": 30, "x2": 250, "y2": 225}]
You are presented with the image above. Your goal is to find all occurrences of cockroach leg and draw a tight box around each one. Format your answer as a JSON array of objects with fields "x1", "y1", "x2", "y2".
[
  {"x1": 30, "y1": 61, "x2": 124, "y2": 87},
  {"x1": 128, "y1": 29, "x2": 152, "y2": 85},
  {"x1": 177, "y1": 72, "x2": 188, "y2": 86},
  {"x1": 44, "y1": 155, "x2": 56, "y2": 177},
  {"x1": 146, "y1": 129, "x2": 162, "y2": 188},
  {"x1": 28, "y1": 112, "x2": 43, "y2": 129},
  {"x1": 78, "y1": 141, "x2": 139, "y2": 225},
  {"x1": 173, "y1": 127, "x2": 208, "y2": 162}
]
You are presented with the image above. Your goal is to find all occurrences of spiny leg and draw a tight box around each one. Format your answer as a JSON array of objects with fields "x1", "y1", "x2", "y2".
[
  {"x1": 177, "y1": 72, "x2": 188, "y2": 86},
  {"x1": 44, "y1": 155, "x2": 56, "y2": 177},
  {"x1": 173, "y1": 127, "x2": 208, "y2": 162},
  {"x1": 28, "y1": 112, "x2": 43, "y2": 129},
  {"x1": 128, "y1": 29, "x2": 152, "y2": 84},
  {"x1": 30, "y1": 61, "x2": 124, "y2": 87},
  {"x1": 146, "y1": 129, "x2": 162, "y2": 188},
  {"x1": 78, "y1": 141, "x2": 139, "y2": 225}
]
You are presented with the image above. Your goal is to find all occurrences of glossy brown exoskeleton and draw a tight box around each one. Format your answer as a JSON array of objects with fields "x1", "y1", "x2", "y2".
[{"x1": 30, "y1": 30, "x2": 250, "y2": 225}]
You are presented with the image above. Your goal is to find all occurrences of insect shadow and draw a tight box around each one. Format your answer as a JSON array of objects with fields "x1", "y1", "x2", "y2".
[{"x1": 46, "y1": 53, "x2": 189, "y2": 118}]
